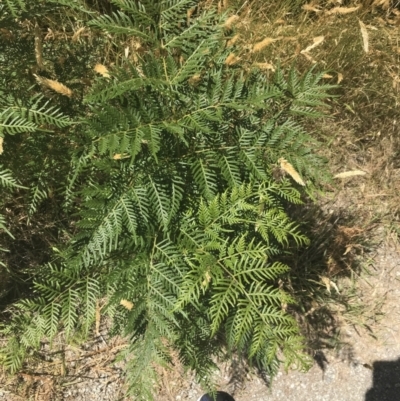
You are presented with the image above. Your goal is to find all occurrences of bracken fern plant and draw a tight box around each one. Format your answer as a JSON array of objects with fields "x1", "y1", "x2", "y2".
[{"x1": 0, "y1": 0, "x2": 335, "y2": 398}]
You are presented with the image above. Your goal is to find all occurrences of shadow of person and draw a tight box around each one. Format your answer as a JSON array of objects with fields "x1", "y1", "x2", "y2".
[
  {"x1": 198, "y1": 392, "x2": 235, "y2": 401},
  {"x1": 365, "y1": 357, "x2": 400, "y2": 401}
]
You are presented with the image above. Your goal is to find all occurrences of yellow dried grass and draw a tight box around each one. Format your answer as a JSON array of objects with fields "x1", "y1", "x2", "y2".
[
  {"x1": 252, "y1": 37, "x2": 281, "y2": 53},
  {"x1": 253, "y1": 62, "x2": 275, "y2": 71},
  {"x1": 72, "y1": 27, "x2": 85, "y2": 42},
  {"x1": 33, "y1": 74, "x2": 73, "y2": 97},
  {"x1": 187, "y1": 7, "x2": 195, "y2": 25},
  {"x1": 302, "y1": 3, "x2": 321, "y2": 13},
  {"x1": 359, "y1": 20, "x2": 369, "y2": 53},
  {"x1": 372, "y1": 0, "x2": 390, "y2": 9},
  {"x1": 0, "y1": 137, "x2": 3, "y2": 155},
  {"x1": 301, "y1": 36, "x2": 324, "y2": 53},
  {"x1": 94, "y1": 63, "x2": 110, "y2": 78},
  {"x1": 227, "y1": 34, "x2": 240, "y2": 47},
  {"x1": 224, "y1": 15, "x2": 239, "y2": 29},
  {"x1": 325, "y1": 6, "x2": 360, "y2": 16},
  {"x1": 334, "y1": 170, "x2": 367, "y2": 178},
  {"x1": 278, "y1": 158, "x2": 305, "y2": 186},
  {"x1": 120, "y1": 299, "x2": 134, "y2": 310},
  {"x1": 225, "y1": 53, "x2": 240, "y2": 65}
]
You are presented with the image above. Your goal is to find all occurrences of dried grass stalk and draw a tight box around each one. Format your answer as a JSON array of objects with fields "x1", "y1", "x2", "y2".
[
  {"x1": 278, "y1": 158, "x2": 305, "y2": 186},
  {"x1": 95, "y1": 300, "x2": 101, "y2": 336},
  {"x1": 227, "y1": 34, "x2": 240, "y2": 47},
  {"x1": 302, "y1": 3, "x2": 321, "y2": 13},
  {"x1": 187, "y1": 7, "x2": 195, "y2": 25},
  {"x1": 188, "y1": 74, "x2": 201, "y2": 85},
  {"x1": 34, "y1": 23, "x2": 44, "y2": 70},
  {"x1": 253, "y1": 62, "x2": 275, "y2": 71},
  {"x1": 326, "y1": 6, "x2": 360, "y2": 15},
  {"x1": 302, "y1": 52, "x2": 317, "y2": 64},
  {"x1": 252, "y1": 37, "x2": 281, "y2": 53},
  {"x1": 94, "y1": 63, "x2": 110, "y2": 78},
  {"x1": 359, "y1": 20, "x2": 369, "y2": 53},
  {"x1": 301, "y1": 36, "x2": 324, "y2": 53},
  {"x1": 225, "y1": 53, "x2": 240, "y2": 65},
  {"x1": 224, "y1": 15, "x2": 239, "y2": 29},
  {"x1": 321, "y1": 276, "x2": 340, "y2": 294},
  {"x1": 33, "y1": 74, "x2": 73, "y2": 97},
  {"x1": 112, "y1": 153, "x2": 129, "y2": 160},
  {"x1": 372, "y1": 0, "x2": 390, "y2": 9},
  {"x1": 0, "y1": 137, "x2": 3, "y2": 155},
  {"x1": 120, "y1": 299, "x2": 134, "y2": 310},
  {"x1": 72, "y1": 27, "x2": 85, "y2": 42},
  {"x1": 334, "y1": 170, "x2": 367, "y2": 178}
]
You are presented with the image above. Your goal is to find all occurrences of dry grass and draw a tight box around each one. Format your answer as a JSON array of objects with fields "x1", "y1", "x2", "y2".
[
  {"x1": 221, "y1": 0, "x2": 400, "y2": 229},
  {"x1": 34, "y1": 74, "x2": 73, "y2": 97},
  {"x1": 217, "y1": 0, "x2": 400, "y2": 355}
]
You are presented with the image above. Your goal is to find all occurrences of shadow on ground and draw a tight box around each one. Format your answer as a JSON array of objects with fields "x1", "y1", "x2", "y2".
[{"x1": 365, "y1": 357, "x2": 400, "y2": 401}]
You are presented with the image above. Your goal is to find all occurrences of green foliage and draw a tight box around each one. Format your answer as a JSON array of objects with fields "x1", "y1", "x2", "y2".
[{"x1": 0, "y1": 0, "x2": 335, "y2": 398}]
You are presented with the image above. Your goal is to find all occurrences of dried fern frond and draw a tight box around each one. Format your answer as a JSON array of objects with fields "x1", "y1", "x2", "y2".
[
  {"x1": 279, "y1": 158, "x2": 306, "y2": 186},
  {"x1": 94, "y1": 63, "x2": 110, "y2": 78},
  {"x1": 33, "y1": 74, "x2": 73, "y2": 97}
]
